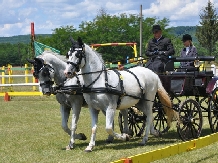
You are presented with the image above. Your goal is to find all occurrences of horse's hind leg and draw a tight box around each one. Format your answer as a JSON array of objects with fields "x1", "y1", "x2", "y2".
[
  {"x1": 119, "y1": 109, "x2": 129, "y2": 134},
  {"x1": 139, "y1": 100, "x2": 156, "y2": 145},
  {"x1": 85, "y1": 108, "x2": 100, "y2": 152}
]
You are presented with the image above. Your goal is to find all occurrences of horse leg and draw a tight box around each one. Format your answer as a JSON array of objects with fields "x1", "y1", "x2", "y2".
[
  {"x1": 66, "y1": 101, "x2": 86, "y2": 150},
  {"x1": 60, "y1": 104, "x2": 71, "y2": 135},
  {"x1": 140, "y1": 100, "x2": 154, "y2": 145},
  {"x1": 101, "y1": 110, "x2": 114, "y2": 143},
  {"x1": 85, "y1": 108, "x2": 99, "y2": 152},
  {"x1": 105, "y1": 108, "x2": 129, "y2": 141},
  {"x1": 119, "y1": 109, "x2": 129, "y2": 135}
]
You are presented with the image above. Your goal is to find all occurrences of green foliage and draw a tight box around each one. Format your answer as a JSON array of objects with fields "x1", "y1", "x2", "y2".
[
  {"x1": 0, "y1": 43, "x2": 30, "y2": 66},
  {"x1": 196, "y1": 1, "x2": 218, "y2": 56}
]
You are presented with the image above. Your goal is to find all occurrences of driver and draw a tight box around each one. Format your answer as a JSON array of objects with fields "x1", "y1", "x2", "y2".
[{"x1": 145, "y1": 25, "x2": 175, "y2": 73}]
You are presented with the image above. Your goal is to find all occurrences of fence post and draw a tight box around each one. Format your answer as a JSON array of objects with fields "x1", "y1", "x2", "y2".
[
  {"x1": 2, "y1": 66, "x2": 5, "y2": 85},
  {"x1": 31, "y1": 66, "x2": 37, "y2": 91},
  {"x1": 25, "y1": 64, "x2": 29, "y2": 83}
]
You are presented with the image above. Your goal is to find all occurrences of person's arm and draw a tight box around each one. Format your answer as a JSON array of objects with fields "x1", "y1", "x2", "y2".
[
  {"x1": 145, "y1": 41, "x2": 154, "y2": 57},
  {"x1": 165, "y1": 38, "x2": 175, "y2": 57}
]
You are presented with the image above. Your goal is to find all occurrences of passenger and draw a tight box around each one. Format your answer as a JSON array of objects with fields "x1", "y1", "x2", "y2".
[
  {"x1": 118, "y1": 64, "x2": 124, "y2": 70},
  {"x1": 145, "y1": 24, "x2": 175, "y2": 73},
  {"x1": 179, "y1": 34, "x2": 197, "y2": 71}
]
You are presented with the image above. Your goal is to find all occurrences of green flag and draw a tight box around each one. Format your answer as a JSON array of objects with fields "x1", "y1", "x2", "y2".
[{"x1": 34, "y1": 41, "x2": 60, "y2": 56}]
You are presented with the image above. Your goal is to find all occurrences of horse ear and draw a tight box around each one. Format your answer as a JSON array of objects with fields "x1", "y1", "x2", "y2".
[
  {"x1": 26, "y1": 59, "x2": 35, "y2": 64},
  {"x1": 34, "y1": 57, "x2": 44, "y2": 65},
  {"x1": 70, "y1": 36, "x2": 76, "y2": 44},
  {"x1": 78, "y1": 37, "x2": 83, "y2": 46}
]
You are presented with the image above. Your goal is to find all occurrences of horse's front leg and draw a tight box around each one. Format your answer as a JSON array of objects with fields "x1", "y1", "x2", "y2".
[
  {"x1": 66, "y1": 100, "x2": 86, "y2": 150},
  {"x1": 60, "y1": 104, "x2": 71, "y2": 135},
  {"x1": 101, "y1": 110, "x2": 114, "y2": 143},
  {"x1": 85, "y1": 108, "x2": 99, "y2": 152},
  {"x1": 106, "y1": 108, "x2": 129, "y2": 141}
]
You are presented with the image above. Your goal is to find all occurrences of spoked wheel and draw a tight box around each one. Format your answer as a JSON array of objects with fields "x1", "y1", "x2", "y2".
[
  {"x1": 177, "y1": 99, "x2": 203, "y2": 141},
  {"x1": 153, "y1": 95, "x2": 169, "y2": 133},
  {"x1": 208, "y1": 88, "x2": 218, "y2": 133},
  {"x1": 118, "y1": 107, "x2": 146, "y2": 137}
]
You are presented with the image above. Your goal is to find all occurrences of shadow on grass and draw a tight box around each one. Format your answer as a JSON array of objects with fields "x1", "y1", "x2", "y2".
[{"x1": 59, "y1": 128, "x2": 215, "y2": 152}]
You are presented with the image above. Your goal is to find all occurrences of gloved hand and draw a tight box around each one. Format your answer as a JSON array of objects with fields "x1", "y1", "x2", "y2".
[
  {"x1": 158, "y1": 51, "x2": 166, "y2": 55},
  {"x1": 152, "y1": 51, "x2": 159, "y2": 55}
]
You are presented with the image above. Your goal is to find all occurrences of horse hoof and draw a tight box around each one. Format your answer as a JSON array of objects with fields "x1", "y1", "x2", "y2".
[
  {"x1": 84, "y1": 146, "x2": 93, "y2": 152},
  {"x1": 78, "y1": 133, "x2": 87, "y2": 140},
  {"x1": 105, "y1": 139, "x2": 113, "y2": 144},
  {"x1": 138, "y1": 142, "x2": 146, "y2": 146},
  {"x1": 66, "y1": 145, "x2": 73, "y2": 150},
  {"x1": 125, "y1": 134, "x2": 130, "y2": 141},
  {"x1": 105, "y1": 135, "x2": 114, "y2": 143}
]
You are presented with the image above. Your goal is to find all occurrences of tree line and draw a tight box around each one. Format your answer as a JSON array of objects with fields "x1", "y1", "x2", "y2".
[{"x1": 0, "y1": 1, "x2": 217, "y2": 66}]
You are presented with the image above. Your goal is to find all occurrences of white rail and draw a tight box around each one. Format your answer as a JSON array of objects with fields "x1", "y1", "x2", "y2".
[
  {"x1": 0, "y1": 74, "x2": 33, "y2": 77},
  {"x1": 0, "y1": 83, "x2": 39, "y2": 87}
]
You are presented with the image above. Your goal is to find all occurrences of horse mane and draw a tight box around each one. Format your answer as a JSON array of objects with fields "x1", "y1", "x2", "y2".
[
  {"x1": 40, "y1": 50, "x2": 68, "y2": 63},
  {"x1": 85, "y1": 44, "x2": 105, "y2": 66}
]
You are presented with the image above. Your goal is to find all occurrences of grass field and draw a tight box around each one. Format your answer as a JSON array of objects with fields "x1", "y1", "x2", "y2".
[{"x1": 1, "y1": 95, "x2": 218, "y2": 163}]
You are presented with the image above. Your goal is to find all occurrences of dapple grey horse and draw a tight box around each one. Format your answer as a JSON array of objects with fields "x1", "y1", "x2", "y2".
[
  {"x1": 64, "y1": 38, "x2": 179, "y2": 152},
  {"x1": 28, "y1": 51, "x2": 87, "y2": 150}
]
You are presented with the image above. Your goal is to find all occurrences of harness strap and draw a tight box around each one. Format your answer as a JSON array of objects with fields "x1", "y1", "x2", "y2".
[
  {"x1": 112, "y1": 69, "x2": 125, "y2": 107},
  {"x1": 123, "y1": 69, "x2": 144, "y2": 98}
]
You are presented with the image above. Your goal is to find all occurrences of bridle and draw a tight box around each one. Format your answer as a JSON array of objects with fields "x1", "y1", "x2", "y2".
[
  {"x1": 33, "y1": 62, "x2": 55, "y2": 87},
  {"x1": 67, "y1": 44, "x2": 86, "y2": 72}
]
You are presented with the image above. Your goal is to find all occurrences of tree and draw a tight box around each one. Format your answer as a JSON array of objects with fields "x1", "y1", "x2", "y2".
[{"x1": 196, "y1": 1, "x2": 218, "y2": 56}]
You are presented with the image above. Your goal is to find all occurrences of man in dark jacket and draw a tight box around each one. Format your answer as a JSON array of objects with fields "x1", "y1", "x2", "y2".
[{"x1": 145, "y1": 25, "x2": 175, "y2": 73}]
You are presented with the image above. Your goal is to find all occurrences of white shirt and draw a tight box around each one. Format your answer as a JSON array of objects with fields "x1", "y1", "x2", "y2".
[{"x1": 185, "y1": 47, "x2": 190, "y2": 55}]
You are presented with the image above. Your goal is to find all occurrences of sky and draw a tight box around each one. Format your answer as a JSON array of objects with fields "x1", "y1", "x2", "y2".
[{"x1": 0, "y1": 0, "x2": 218, "y2": 37}]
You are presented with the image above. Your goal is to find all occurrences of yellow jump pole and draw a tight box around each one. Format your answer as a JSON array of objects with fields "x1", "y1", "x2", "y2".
[
  {"x1": 2, "y1": 66, "x2": 5, "y2": 85},
  {"x1": 32, "y1": 66, "x2": 36, "y2": 91},
  {"x1": 8, "y1": 64, "x2": 13, "y2": 91},
  {"x1": 25, "y1": 64, "x2": 28, "y2": 83}
]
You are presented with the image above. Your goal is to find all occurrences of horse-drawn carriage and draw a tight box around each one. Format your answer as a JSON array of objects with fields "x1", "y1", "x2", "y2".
[
  {"x1": 29, "y1": 37, "x2": 218, "y2": 151},
  {"x1": 119, "y1": 56, "x2": 218, "y2": 141}
]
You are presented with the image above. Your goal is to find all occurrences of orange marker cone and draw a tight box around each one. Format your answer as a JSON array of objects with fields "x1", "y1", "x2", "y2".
[
  {"x1": 4, "y1": 92, "x2": 10, "y2": 101},
  {"x1": 124, "y1": 158, "x2": 133, "y2": 163}
]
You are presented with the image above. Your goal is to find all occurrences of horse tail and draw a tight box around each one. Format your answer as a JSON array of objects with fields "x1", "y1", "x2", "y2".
[{"x1": 157, "y1": 77, "x2": 179, "y2": 127}]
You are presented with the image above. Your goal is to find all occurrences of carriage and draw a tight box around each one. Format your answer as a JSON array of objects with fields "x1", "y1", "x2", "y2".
[
  {"x1": 30, "y1": 38, "x2": 218, "y2": 151},
  {"x1": 118, "y1": 56, "x2": 218, "y2": 141}
]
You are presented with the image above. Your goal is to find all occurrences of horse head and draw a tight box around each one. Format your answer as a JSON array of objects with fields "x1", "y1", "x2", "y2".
[
  {"x1": 27, "y1": 57, "x2": 55, "y2": 96},
  {"x1": 65, "y1": 37, "x2": 86, "y2": 78}
]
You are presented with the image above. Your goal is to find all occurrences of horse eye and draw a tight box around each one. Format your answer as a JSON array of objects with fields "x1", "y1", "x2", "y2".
[{"x1": 75, "y1": 52, "x2": 80, "y2": 58}]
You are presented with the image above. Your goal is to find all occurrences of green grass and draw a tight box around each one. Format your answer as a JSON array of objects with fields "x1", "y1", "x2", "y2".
[{"x1": 0, "y1": 95, "x2": 217, "y2": 163}]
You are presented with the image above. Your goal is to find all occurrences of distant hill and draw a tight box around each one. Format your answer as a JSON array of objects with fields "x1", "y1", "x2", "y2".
[
  {"x1": 168, "y1": 26, "x2": 197, "y2": 42},
  {"x1": 0, "y1": 34, "x2": 52, "y2": 44},
  {"x1": 0, "y1": 26, "x2": 198, "y2": 44}
]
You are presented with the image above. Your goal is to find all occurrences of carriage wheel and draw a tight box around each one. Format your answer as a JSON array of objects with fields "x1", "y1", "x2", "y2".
[
  {"x1": 153, "y1": 95, "x2": 169, "y2": 133},
  {"x1": 177, "y1": 99, "x2": 203, "y2": 141},
  {"x1": 208, "y1": 88, "x2": 218, "y2": 133},
  {"x1": 118, "y1": 107, "x2": 146, "y2": 137}
]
